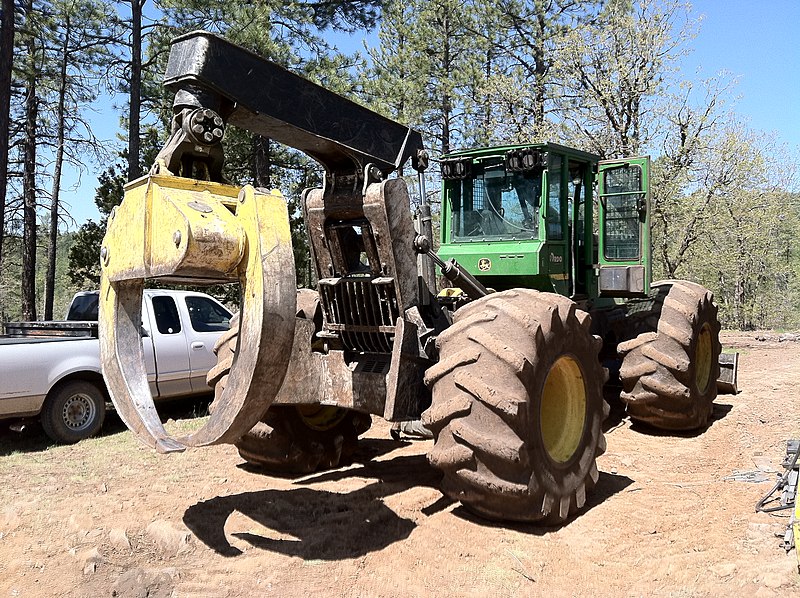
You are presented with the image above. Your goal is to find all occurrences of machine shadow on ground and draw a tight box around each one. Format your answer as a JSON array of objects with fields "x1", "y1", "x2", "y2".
[
  {"x1": 627, "y1": 401, "x2": 734, "y2": 437},
  {"x1": 602, "y1": 382, "x2": 734, "y2": 438},
  {"x1": 450, "y1": 471, "x2": 634, "y2": 535},
  {"x1": 184, "y1": 448, "x2": 437, "y2": 560},
  {"x1": 184, "y1": 437, "x2": 634, "y2": 559}
]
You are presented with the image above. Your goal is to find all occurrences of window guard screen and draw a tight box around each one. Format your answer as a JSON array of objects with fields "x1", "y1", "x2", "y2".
[{"x1": 602, "y1": 165, "x2": 643, "y2": 260}]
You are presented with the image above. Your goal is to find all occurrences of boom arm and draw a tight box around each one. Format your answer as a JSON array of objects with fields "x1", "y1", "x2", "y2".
[{"x1": 161, "y1": 31, "x2": 423, "y2": 179}]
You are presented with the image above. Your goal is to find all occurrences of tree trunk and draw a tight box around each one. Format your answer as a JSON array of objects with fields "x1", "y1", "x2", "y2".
[
  {"x1": 127, "y1": 0, "x2": 143, "y2": 181},
  {"x1": 45, "y1": 17, "x2": 72, "y2": 320},
  {"x1": 440, "y1": 13, "x2": 452, "y2": 155},
  {"x1": 253, "y1": 135, "x2": 271, "y2": 188},
  {"x1": 22, "y1": 36, "x2": 38, "y2": 321},
  {"x1": 0, "y1": 0, "x2": 14, "y2": 273},
  {"x1": 532, "y1": 10, "x2": 548, "y2": 130}
]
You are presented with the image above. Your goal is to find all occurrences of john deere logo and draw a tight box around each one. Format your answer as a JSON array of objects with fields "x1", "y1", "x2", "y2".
[{"x1": 478, "y1": 258, "x2": 491, "y2": 271}]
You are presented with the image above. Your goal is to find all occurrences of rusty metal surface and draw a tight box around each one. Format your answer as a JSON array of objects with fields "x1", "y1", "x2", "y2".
[
  {"x1": 272, "y1": 314, "x2": 430, "y2": 421},
  {"x1": 717, "y1": 352, "x2": 739, "y2": 394},
  {"x1": 272, "y1": 316, "x2": 388, "y2": 415},
  {"x1": 100, "y1": 180, "x2": 296, "y2": 452}
]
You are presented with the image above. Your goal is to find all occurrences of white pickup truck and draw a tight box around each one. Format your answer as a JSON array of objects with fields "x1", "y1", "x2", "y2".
[{"x1": 0, "y1": 289, "x2": 232, "y2": 444}]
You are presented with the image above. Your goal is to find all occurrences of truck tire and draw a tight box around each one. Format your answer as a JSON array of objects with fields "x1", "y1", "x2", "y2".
[
  {"x1": 41, "y1": 380, "x2": 106, "y2": 444},
  {"x1": 207, "y1": 290, "x2": 372, "y2": 473},
  {"x1": 423, "y1": 289, "x2": 608, "y2": 524},
  {"x1": 236, "y1": 406, "x2": 372, "y2": 473},
  {"x1": 618, "y1": 280, "x2": 721, "y2": 431}
]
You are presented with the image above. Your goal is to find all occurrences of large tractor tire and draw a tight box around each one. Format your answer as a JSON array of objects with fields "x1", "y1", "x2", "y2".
[
  {"x1": 207, "y1": 290, "x2": 372, "y2": 474},
  {"x1": 423, "y1": 289, "x2": 608, "y2": 524},
  {"x1": 235, "y1": 405, "x2": 371, "y2": 473},
  {"x1": 618, "y1": 280, "x2": 721, "y2": 431}
]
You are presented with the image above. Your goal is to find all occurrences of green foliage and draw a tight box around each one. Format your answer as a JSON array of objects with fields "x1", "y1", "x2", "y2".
[
  {"x1": 364, "y1": 0, "x2": 487, "y2": 155},
  {"x1": 1, "y1": 231, "x2": 80, "y2": 322},
  {"x1": 67, "y1": 220, "x2": 105, "y2": 288},
  {"x1": 4, "y1": 0, "x2": 797, "y2": 333},
  {"x1": 656, "y1": 128, "x2": 800, "y2": 330},
  {"x1": 557, "y1": 0, "x2": 696, "y2": 157}
]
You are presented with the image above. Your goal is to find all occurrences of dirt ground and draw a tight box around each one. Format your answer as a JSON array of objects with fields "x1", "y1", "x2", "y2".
[{"x1": 1, "y1": 331, "x2": 799, "y2": 598}]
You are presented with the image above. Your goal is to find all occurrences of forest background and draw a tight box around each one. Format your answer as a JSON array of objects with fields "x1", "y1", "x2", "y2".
[{"x1": 1, "y1": 0, "x2": 798, "y2": 330}]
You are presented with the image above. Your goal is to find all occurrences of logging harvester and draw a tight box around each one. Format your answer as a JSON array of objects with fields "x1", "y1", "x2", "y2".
[{"x1": 99, "y1": 32, "x2": 736, "y2": 524}]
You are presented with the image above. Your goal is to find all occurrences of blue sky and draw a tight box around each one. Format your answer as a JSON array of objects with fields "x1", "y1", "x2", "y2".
[
  {"x1": 59, "y1": 0, "x2": 800, "y2": 228},
  {"x1": 683, "y1": 0, "x2": 799, "y2": 147}
]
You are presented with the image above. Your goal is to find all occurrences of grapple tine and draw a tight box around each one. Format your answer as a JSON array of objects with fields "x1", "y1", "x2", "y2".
[{"x1": 99, "y1": 178, "x2": 296, "y2": 451}]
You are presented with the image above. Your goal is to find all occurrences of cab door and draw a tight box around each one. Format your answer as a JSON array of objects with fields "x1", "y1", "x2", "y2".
[
  {"x1": 146, "y1": 293, "x2": 192, "y2": 397},
  {"x1": 597, "y1": 156, "x2": 651, "y2": 297},
  {"x1": 179, "y1": 294, "x2": 232, "y2": 393},
  {"x1": 544, "y1": 153, "x2": 569, "y2": 294}
]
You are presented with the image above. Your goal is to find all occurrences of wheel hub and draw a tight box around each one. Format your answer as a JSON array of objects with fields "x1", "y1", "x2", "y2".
[
  {"x1": 540, "y1": 356, "x2": 587, "y2": 463},
  {"x1": 63, "y1": 394, "x2": 95, "y2": 431},
  {"x1": 297, "y1": 405, "x2": 348, "y2": 431}
]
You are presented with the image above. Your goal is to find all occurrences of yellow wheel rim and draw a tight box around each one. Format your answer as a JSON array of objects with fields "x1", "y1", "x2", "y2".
[
  {"x1": 695, "y1": 322, "x2": 713, "y2": 394},
  {"x1": 540, "y1": 356, "x2": 587, "y2": 464},
  {"x1": 297, "y1": 405, "x2": 348, "y2": 432}
]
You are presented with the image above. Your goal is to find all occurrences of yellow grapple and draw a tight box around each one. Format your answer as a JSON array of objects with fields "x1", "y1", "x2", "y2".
[{"x1": 99, "y1": 173, "x2": 296, "y2": 452}]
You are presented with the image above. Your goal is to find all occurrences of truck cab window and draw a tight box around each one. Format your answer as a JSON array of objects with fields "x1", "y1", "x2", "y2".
[
  {"x1": 66, "y1": 294, "x2": 99, "y2": 320},
  {"x1": 185, "y1": 296, "x2": 232, "y2": 332},
  {"x1": 152, "y1": 296, "x2": 182, "y2": 335}
]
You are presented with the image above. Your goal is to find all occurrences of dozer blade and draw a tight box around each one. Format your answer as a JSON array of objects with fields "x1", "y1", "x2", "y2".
[
  {"x1": 717, "y1": 352, "x2": 739, "y2": 394},
  {"x1": 99, "y1": 174, "x2": 296, "y2": 453}
]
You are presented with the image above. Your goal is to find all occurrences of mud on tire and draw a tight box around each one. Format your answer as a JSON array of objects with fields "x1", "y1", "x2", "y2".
[
  {"x1": 423, "y1": 289, "x2": 608, "y2": 524},
  {"x1": 236, "y1": 405, "x2": 371, "y2": 474},
  {"x1": 618, "y1": 280, "x2": 721, "y2": 431},
  {"x1": 206, "y1": 290, "x2": 372, "y2": 474}
]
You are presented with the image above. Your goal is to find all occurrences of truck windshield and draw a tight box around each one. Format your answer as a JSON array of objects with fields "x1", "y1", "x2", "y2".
[{"x1": 447, "y1": 159, "x2": 542, "y2": 242}]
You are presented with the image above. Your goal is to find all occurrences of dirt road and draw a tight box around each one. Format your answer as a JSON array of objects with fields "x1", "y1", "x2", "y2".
[{"x1": 1, "y1": 332, "x2": 798, "y2": 597}]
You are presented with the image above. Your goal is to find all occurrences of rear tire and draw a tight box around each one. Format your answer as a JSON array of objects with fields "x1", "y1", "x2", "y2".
[
  {"x1": 423, "y1": 289, "x2": 607, "y2": 524},
  {"x1": 618, "y1": 280, "x2": 721, "y2": 430},
  {"x1": 41, "y1": 381, "x2": 106, "y2": 444}
]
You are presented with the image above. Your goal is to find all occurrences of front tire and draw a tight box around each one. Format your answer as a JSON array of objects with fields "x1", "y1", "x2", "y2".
[
  {"x1": 236, "y1": 406, "x2": 371, "y2": 473},
  {"x1": 207, "y1": 290, "x2": 372, "y2": 473},
  {"x1": 41, "y1": 381, "x2": 106, "y2": 443},
  {"x1": 618, "y1": 280, "x2": 721, "y2": 430},
  {"x1": 423, "y1": 289, "x2": 607, "y2": 524}
]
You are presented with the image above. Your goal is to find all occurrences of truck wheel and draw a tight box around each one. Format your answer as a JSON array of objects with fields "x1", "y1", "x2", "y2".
[
  {"x1": 618, "y1": 280, "x2": 721, "y2": 430},
  {"x1": 207, "y1": 290, "x2": 372, "y2": 473},
  {"x1": 423, "y1": 289, "x2": 608, "y2": 524},
  {"x1": 41, "y1": 381, "x2": 106, "y2": 444},
  {"x1": 236, "y1": 406, "x2": 372, "y2": 473}
]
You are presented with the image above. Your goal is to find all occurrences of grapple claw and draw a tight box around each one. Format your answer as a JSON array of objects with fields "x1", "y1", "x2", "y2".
[{"x1": 99, "y1": 175, "x2": 296, "y2": 451}]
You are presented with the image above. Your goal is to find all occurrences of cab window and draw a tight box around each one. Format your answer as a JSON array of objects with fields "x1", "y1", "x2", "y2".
[
  {"x1": 602, "y1": 165, "x2": 643, "y2": 260},
  {"x1": 185, "y1": 296, "x2": 232, "y2": 332},
  {"x1": 152, "y1": 296, "x2": 182, "y2": 335},
  {"x1": 546, "y1": 156, "x2": 563, "y2": 240},
  {"x1": 447, "y1": 159, "x2": 542, "y2": 241}
]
